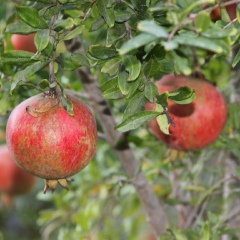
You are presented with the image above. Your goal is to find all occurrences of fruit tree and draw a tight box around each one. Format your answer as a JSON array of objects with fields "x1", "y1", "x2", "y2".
[{"x1": 0, "y1": 0, "x2": 240, "y2": 239}]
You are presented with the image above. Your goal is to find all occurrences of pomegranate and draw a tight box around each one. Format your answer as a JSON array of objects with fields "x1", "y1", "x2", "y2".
[
  {"x1": 146, "y1": 74, "x2": 228, "y2": 151},
  {"x1": 0, "y1": 145, "x2": 36, "y2": 205},
  {"x1": 6, "y1": 91, "x2": 98, "y2": 192},
  {"x1": 11, "y1": 33, "x2": 37, "y2": 53}
]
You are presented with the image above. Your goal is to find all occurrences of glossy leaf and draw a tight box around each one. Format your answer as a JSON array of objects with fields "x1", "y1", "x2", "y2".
[
  {"x1": 145, "y1": 82, "x2": 158, "y2": 102},
  {"x1": 16, "y1": 5, "x2": 48, "y2": 29},
  {"x1": 56, "y1": 52, "x2": 89, "y2": 70},
  {"x1": 144, "y1": 58, "x2": 160, "y2": 78},
  {"x1": 156, "y1": 103, "x2": 170, "y2": 135},
  {"x1": 0, "y1": 51, "x2": 36, "y2": 64},
  {"x1": 101, "y1": 58, "x2": 121, "y2": 76},
  {"x1": 137, "y1": 20, "x2": 168, "y2": 38},
  {"x1": 35, "y1": 29, "x2": 50, "y2": 52},
  {"x1": 156, "y1": 92, "x2": 168, "y2": 107},
  {"x1": 119, "y1": 33, "x2": 157, "y2": 55},
  {"x1": 53, "y1": 18, "x2": 74, "y2": 32},
  {"x1": 168, "y1": 87, "x2": 196, "y2": 104},
  {"x1": 63, "y1": 25, "x2": 85, "y2": 41},
  {"x1": 102, "y1": 87, "x2": 124, "y2": 99},
  {"x1": 90, "y1": 17, "x2": 105, "y2": 32},
  {"x1": 118, "y1": 69, "x2": 129, "y2": 95},
  {"x1": 123, "y1": 92, "x2": 147, "y2": 120},
  {"x1": 115, "y1": 111, "x2": 160, "y2": 132},
  {"x1": 97, "y1": 0, "x2": 115, "y2": 28},
  {"x1": 126, "y1": 73, "x2": 143, "y2": 98},
  {"x1": 123, "y1": 55, "x2": 141, "y2": 81},
  {"x1": 202, "y1": 27, "x2": 237, "y2": 38},
  {"x1": 89, "y1": 45, "x2": 118, "y2": 60},
  {"x1": 114, "y1": 9, "x2": 133, "y2": 23},
  {"x1": 174, "y1": 35, "x2": 223, "y2": 53},
  {"x1": 6, "y1": 20, "x2": 39, "y2": 34},
  {"x1": 11, "y1": 60, "x2": 50, "y2": 93},
  {"x1": 99, "y1": 78, "x2": 118, "y2": 92},
  {"x1": 39, "y1": 5, "x2": 62, "y2": 20}
]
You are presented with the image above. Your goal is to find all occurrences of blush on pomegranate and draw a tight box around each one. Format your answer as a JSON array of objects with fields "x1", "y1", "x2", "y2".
[
  {"x1": 6, "y1": 92, "x2": 98, "y2": 193},
  {"x1": 146, "y1": 74, "x2": 228, "y2": 151},
  {"x1": 0, "y1": 145, "x2": 36, "y2": 206}
]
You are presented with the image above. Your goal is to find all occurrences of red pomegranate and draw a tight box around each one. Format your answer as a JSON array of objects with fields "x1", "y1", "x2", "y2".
[
  {"x1": 146, "y1": 74, "x2": 228, "y2": 151},
  {"x1": 6, "y1": 92, "x2": 98, "y2": 192},
  {"x1": 0, "y1": 145, "x2": 36, "y2": 205},
  {"x1": 11, "y1": 33, "x2": 37, "y2": 53}
]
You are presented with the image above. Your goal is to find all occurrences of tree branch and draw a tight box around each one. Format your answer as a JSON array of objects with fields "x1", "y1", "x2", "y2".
[{"x1": 77, "y1": 67, "x2": 168, "y2": 236}]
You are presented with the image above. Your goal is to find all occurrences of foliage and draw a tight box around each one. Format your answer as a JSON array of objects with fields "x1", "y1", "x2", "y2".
[{"x1": 0, "y1": 0, "x2": 240, "y2": 240}]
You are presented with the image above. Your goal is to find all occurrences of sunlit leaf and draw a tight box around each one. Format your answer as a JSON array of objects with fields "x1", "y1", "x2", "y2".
[{"x1": 115, "y1": 111, "x2": 160, "y2": 132}]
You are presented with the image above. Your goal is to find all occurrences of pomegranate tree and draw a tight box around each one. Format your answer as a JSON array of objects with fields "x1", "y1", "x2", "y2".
[
  {"x1": 146, "y1": 74, "x2": 228, "y2": 151},
  {"x1": 6, "y1": 91, "x2": 98, "y2": 193},
  {"x1": 0, "y1": 145, "x2": 36, "y2": 205}
]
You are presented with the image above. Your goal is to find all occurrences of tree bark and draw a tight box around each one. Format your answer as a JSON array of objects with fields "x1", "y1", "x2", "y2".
[{"x1": 77, "y1": 67, "x2": 168, "y2": 236}]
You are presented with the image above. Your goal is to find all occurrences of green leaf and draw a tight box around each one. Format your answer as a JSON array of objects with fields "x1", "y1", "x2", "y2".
[
  {"x1": 39, "y1": 79, "x2": 49, "y2": 89},
  {"x1": 53, "y1": 18, "x2": 74, "y2": 32},
  {"x1": 89, "y1": 45, "x2": 118, "y2": 60},
  {"x1": 16, "y1": 5, "x2": 48, "y2": 29},
  {"x1": 63, "y1": 25, "x2": 85, "y2": 40},
  {"x1": 172, "y1": 52, "x2": 191, "y2": 76},
  {"x1": 118, "y1": 69, "x2": 129, "y2": 95},
  {"x1": 127, "y1": 73, "x2": 143, "y2": 98},
  {"x1": 144, "y1": 58, "x2": 160, "y2": 78},
  {"x1": 158, "y1": 59, "x2": 175, "y2": 73},
  {"x1": 115, "y1": 111, "x2": 160, "y2": 132},
  {"x1": 99, "y1": 78, "x2": 118, "y2": 92},
  {"x1": 196, "y1": 12, "x2": 210, "y2": 32},
  {"x1": 90, "y1": 17, "x2": 105, "y2": 32},
  {"x1": 97, "y1": 0, "x2": 115, "y2": 28},
  {"x1": 56, "y1": 52, "x2": 89, "y2": 70},
  {"x1": 35, "y1": 29, "x2": 50, "y2": 52},
  {"x1": 202, "y1": 27, "x2": 237, "y2": 38},
  {"x1": 114, "y1": 9, "x2": 133, "y2": 23},
  {"x1": 62, "y1": 94, "x2": 74, "y2": 116},
  {"x1": 156, "y1": 92, "x2": 168, "y2": 107},
  {"x1": 156, "y1": 103, "x2": 170, "y2": 135},
  {"x1": 58, "y1": 83, "x2": 74, "y2": 116},
  {"x1": 123, "y1": 55, "x2": 141, "y2": 81},
  {"x1": 174, "y1": 35, "x2": 223, "y2": 53},
  {"x1": 102, "y1": 87, "x2": 123, "y2": 99},
  {"x1": 123, "y1": 92, "x2": 147, "y2": 120},
  {"x1": 39, "y1": 5, "x2": 62, "y2": 20},
  {"x1": 237, "y1": 3, "x2": 240, "y2": 22},
  {"x1": 168, "y1": 87, "x2": 196, "y2": 104},
  {"x1": 232, "y1": 49, "x2": 240, "y2": 68},
  {"x1": 6, "y1": 20, "x2": 39, "y2": 34},
  {"x1": 145, "y1": 82, "x2": 158, "y2": 102},
  {"x1": 119, "y1": 33, "x2": 157, "y2": 55},
  {"x1": 11, "y1": 60, "x2": 50, "y2": 93},
  {"x1": 101, "y1": 58, "x2": 121, "y2": 76},
  {"x1": 200, "y1": 222, "x2": 210, "y2": 240},
  {"x1": 137, "y1": 20, "x2": 168, "y2": 39},
  {"x1": 0, "y1": 51, "x2": 36, "y2": 65}
]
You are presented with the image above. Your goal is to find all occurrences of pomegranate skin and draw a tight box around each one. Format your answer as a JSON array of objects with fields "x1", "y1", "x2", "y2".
[
  {"x1": 6, "y1": 93, "x2": 98, "y2": 180},
  {"x1": 0, "y1": 145, "x2": 36, "y2": 195},
  {"x1": 11, "y1": 33, "x2": 37, "y2": 53},
  {"x1": 146, "y1": 74, "x2": 228, "y2": 151}
]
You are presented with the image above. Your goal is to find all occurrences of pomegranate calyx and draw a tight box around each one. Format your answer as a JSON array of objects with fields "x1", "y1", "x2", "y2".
[
  {"x1": 26, "y1": 96, "x2": 60, "y2": 117},
  {"x1": 43, "y1": 178, "x2": 74, "y2": 194}
]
